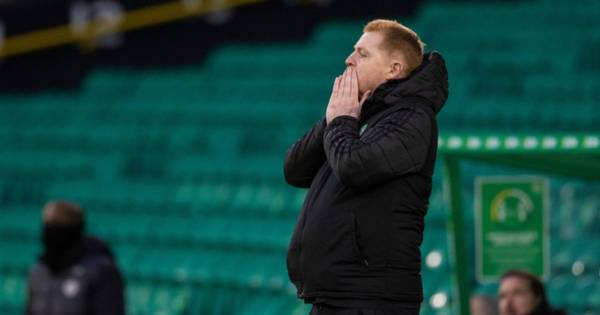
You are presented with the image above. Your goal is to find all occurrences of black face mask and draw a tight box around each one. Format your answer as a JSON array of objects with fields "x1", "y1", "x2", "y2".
[{"x1": 41, "y1": 224, "x2": 84, "y2": 274}]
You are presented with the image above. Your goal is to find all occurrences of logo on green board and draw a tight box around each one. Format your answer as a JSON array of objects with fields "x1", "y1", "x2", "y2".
[{"x1": 475, "y1": 176, "x2": 549, "y2": 280}]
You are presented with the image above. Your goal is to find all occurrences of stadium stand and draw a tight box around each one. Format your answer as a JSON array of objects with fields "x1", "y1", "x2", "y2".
[{"x1": 1, "y1": 0, "x2": 599, "y2": 314}]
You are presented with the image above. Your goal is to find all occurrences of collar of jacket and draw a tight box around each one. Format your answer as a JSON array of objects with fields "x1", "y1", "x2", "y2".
[{"x1": 359, "y1": 51, "x2": 449, "y2": 123}]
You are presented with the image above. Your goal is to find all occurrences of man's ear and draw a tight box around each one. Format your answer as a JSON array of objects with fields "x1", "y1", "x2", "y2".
[{"x1": 386, "y1": 61, "x2": 406, "y2": 80}]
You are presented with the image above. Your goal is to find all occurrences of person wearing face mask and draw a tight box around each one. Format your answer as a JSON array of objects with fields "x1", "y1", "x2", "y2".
[
  {"x1": 25, "y1": 200, "x2": 125, "y2": 315},
  {"x1": 498, "y1": 270, "x2": 567, "y2": 315},
  {"x1": 284, "y1": 19, "x2": 448, "y2": 315}
]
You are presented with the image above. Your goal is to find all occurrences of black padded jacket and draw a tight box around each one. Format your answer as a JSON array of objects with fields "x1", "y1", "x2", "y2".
[{"x1": 284, "y1": 52, "x2": 448, "y2": 303}]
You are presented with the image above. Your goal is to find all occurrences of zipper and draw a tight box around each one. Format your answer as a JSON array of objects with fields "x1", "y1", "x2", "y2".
[{"x1": 351, "y1": 211, "x2": 369, "y2": 268}]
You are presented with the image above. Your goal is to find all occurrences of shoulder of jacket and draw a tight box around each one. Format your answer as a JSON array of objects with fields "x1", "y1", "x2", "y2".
[
  {"x1": 80, "y1": 254, "x2": 117, "y2": 276},
  {"x1": 372, "y1": 105, "x2": 429, "y2": 124},
  {"x1": 386, "y1": 95, "x2": 436, "y2": 117},
  {"x1": 28, "y1": 262, "x2": 46, "y2": 278}
]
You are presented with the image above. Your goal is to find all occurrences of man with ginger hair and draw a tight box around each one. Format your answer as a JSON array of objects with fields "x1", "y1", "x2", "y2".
[
  {"x1": 284, "y1": 19, "x2": 448, "y2": 314},
  {"x1": 25, "y1": 201, "x2": 125, "y2": 315}
]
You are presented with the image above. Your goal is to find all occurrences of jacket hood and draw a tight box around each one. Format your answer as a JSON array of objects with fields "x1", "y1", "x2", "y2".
[{"x1": 361, "y1": 51, "x2": 449, "y2": 120}]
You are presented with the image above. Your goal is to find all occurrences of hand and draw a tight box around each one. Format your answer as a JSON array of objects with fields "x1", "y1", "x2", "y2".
[{"x1": 326, "y1": 67, "x2": 371, "y2": 124}]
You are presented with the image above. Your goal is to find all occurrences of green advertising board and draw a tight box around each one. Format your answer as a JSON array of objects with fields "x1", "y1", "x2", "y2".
[{"x1": 475, "y1": 176, "x2": 549, "y2": 280}]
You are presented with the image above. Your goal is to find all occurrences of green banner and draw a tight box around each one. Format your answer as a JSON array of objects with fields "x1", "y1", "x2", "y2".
[{"x1": 475, "y1": 176, "x2": 549, "y2": 280}]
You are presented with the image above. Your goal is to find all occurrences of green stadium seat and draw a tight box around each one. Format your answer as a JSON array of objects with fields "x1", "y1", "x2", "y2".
[{"x1": 0, "y1": 272, "x2": 27, "y2": 315}]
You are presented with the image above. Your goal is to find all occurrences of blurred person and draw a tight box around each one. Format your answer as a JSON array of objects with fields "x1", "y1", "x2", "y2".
[
  {"x1": 25, "y1": 200, "x2": 125, "y2": 315},
  {"x1": 471, "y1": 294, "x2": 499, "y2": 315},
  {"x1": 284, "y1": 19, "x2": 448, "y2": 315},
  {"x1": 499, "y1": 270, "x2": 567, "y2": 315}
]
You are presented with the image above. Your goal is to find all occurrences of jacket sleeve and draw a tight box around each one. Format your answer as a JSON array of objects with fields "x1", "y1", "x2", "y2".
[
  {"x1": 284, "y1": 118, "x2": 327, "y2": 188},
  {"x1": 323, "y1": 109, "x2": 432, "y2": 190},
  {"x1": 90, "y1": 263, "x2": 125, "y2": 315}
]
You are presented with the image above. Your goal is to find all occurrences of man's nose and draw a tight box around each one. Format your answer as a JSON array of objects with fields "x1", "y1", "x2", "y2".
[{"x1": 345, "y1": 54, "x2": 355, "y2": 67}]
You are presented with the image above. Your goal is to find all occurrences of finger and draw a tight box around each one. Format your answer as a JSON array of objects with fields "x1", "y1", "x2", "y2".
[
  {"x1": 343, "y1": 67, "x2": 352, "y2": 97},
  {"x1": 332, "y1": 76, "x2": 339, "y2": 92},
  {"x1": 348, "y1": 67, "x2": 354, "y2": 97},
  {"x1": 334, "y1": 76, "x2": 342, "y2": 98},
  {"x1": 328, "y1": 77, "x2": 337, "y2": 102},
  {"x1": 351, "y1": 67, "x2": 359, "y2": 99},
  {"x1": 339, "y1": 69, "x2": 346, "y2": 97}
]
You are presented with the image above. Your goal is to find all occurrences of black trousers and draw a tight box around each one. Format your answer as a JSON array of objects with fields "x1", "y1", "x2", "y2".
[{"x1": 309, "y1": 304, "x2": 420, "y2": 315}]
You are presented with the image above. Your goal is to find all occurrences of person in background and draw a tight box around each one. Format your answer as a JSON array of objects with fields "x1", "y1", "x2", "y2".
[
  {"x1": 471, "y1": 294, "x2": 499, "y2": 315},
  {"x1": 25, "y1": 200, "x2": 125, "y2": 315},
  {"x1": 499, "y1": 270, "x2": 567, "y2": 315}
]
